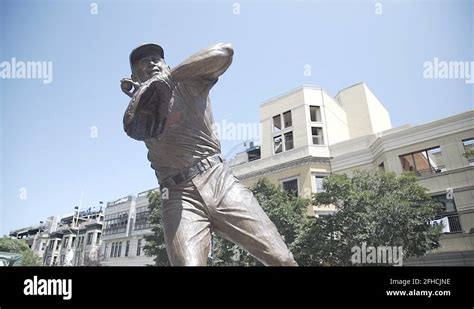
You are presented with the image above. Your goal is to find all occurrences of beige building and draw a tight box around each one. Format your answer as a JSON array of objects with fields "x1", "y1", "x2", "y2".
[
  {"x1": 231, "y1": 83, "x2": 392, "y2": 216},
  {"x1": 230, "y1": 83, "x2": 474, "y2": 265},
  {"x1": 331, "y1": 111, "x2": 474, "y2": 265}
]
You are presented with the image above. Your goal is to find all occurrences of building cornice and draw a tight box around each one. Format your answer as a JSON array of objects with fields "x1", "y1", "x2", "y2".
[
  {"x1": 331, "y1": 111, "x2": 474, "y2": 171},
  {"x1": 260, "y1": 85, "x2": 321, "y2": 107},
  {"x1": 236, "y1": 155, "x2": 331, "y2": 180},
  {"x1": 334, "y1": 81, "x2": 365, "y2": 98}
]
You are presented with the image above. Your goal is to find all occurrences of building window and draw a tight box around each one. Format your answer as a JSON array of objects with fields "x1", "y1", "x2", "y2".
[
  {"x1": 283, "y1": 110, "x2": 292, "y2": 128},
  {"x1": 309, "y1": 106, "x2": 321, "y2": 122},
  {"x1": 71, "y1": 236, "x2": 75, "y2": 248},
  {"x1": 314, "y1": 176, "x2": 326, "y2": 193},
  {"x1": 273, "y1": 115, "x2": 282, "y2": 132},
  {"x1": 96, "y1": 232, "x2": 101, "y2": 245},
  {"x1": 86, "y1": 233, "x2": 93, "y2": 245},
  {"x1": 103, "y1": 211, "x2": 129, "y2": 235},
  {"x1": 118, "y1": 242, "x2": 122, "y2": 257},
  {"x1": 462, "y1": 138, "x2": 474, "y2": 166},
  {"x1": 55, "y1": 240, "x2": 61, "y2": 251},
  {"x1": 41, "y1": 242, "x2": 46, "y2": 251},
  {"x1": 432, "y1": 194, "x2": 461, "y2": 233},
  {"x1": 110, "y1": 243, "x2": 115, "y2": 258},
  {"x1": 114, "y1": 242, "x2": 119, "y2": 257},
  {"x1": 282, "y1": 178, "x2": 298, "y2": 197},
  {"x1": 125, "y1": 241, "x2": 130, "y2": 257},
  {"x1": 137, "y1": 239, "x2": 142, "y2": 256},
  {"x1": 399, "y1": 147, "x2": 445, "y2": 176},
  {"x1": 432, "y1": 194, "x2": 457, "y2": 213},
  {"x1": 284, "y1": 132, "x2": 294, "y2": 150},
  {"x1": 311, "y1": 127, "x2": 324, "y2": 145},
  {"x1": 104, "y1": 244, "x2": 108, "y2": 258},
  {"x1": 272, "y1": 111, "x2": 294, "y2": 155},
  {"x1": 135, "y1": 207, "x2": 151, "y2": 230},
  {"x1": 63, "y1": 237, "x2": 69, "y2": 248},
  {"x1": 378, "y1": 162, "x2": 385, "y2": 172},
  {"x1": 273, "y1": 135, "x2": 283, "y2": 154},
  {"x1": 60, "y1": 254, "x2": 65, "y2": 264},
  {"x1": 447, "y1": 215, "x2": 462, "y2": 233}
]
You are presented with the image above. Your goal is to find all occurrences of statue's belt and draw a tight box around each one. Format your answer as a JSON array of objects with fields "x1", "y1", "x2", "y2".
[{"x1": 160, "y1": 154, "x2": 224, "y2": 187}]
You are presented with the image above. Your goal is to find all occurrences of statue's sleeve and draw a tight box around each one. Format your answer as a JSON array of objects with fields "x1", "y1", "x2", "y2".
[{"x1": 171, "y1": 43, "x2": 234, "y2": 83}]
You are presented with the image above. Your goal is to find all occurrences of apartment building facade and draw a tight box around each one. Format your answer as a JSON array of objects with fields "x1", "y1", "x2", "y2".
[
  {"x1": 9, "y1": 216, "x2": 60, "y2": 261},
  {"x1": 330, "y1": 111, "x2": 474, "y2": 265},
  {"x1": 9, "y1": 208, "x2": 104, "y2": 266},
  {"x1": 43, "y1": 209, "x2": 104, "y2": 266},
  {"x1": 100, "y1": 189, "x2": 156, "y2": 266},
  {"x1": 230, "y1": 83, "x2": 474, "y2": 265},
  {"x1": 9, "y1": 189, "x2": 156, "y2": 267}
]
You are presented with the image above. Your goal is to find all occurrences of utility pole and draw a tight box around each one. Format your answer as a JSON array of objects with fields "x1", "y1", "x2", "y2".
[{"x1": 74, "y1": 191, "x2": 84, "y2": 266}]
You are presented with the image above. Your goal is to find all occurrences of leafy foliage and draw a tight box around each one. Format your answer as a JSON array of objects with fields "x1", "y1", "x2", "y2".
[
  {"x1": 143, "y1": 190, "x2": 170, "y2": 266},
  {"x1": 210, "y1": 178, "x2": 310, "y2": 266},
  {"x1": 293, "y1": 171, "x2": 442, "y2": 265},
  {"x1": 0, "y1": 236, "x2": 42, "y2": 266},
  {"x1": 145, "y1": 171, "x2": 442, "y2": 266}
]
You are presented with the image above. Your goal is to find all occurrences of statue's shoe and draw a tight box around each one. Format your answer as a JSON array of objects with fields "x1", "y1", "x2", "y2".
[{"x1": 124, "y1": 76, "x2": 173, "y2": 141}]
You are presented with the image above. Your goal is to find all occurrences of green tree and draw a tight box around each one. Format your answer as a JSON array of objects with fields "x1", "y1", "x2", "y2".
[
  {"x1": 0, "y1": 236, "x2": 41, "y2": 266},
  {"x1": 211, "y1": 179, "x2": 310, "y2": 266},
  {"x1": 144, "y1": 190, "x2": 170, "y2": 266},
  {"x1": 145, "y1": 179, "x2": 309, "y2": 266},
  {"x1": 210, "y1": 234, "x2": 259, "y2": 266},
  {"x1": 292, "y1": 171, "x2": 442, "y2": 265}
]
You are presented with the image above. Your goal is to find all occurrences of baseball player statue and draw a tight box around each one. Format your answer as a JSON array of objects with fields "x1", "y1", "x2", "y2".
[{"x1": 120, "y1": 42, "x2": 298, "y2": 266}]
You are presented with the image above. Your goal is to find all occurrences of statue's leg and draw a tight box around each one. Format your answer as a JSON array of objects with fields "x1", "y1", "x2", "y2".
[
  {"x1": 192, "y1": 163, "x2": 298, "y2": 266},
  {"x1": 161, "y1": 182, "x2": 212, "y2": 266},
  {"x1": 212, "y1": 180, "x2": 298, "y2": 266}
]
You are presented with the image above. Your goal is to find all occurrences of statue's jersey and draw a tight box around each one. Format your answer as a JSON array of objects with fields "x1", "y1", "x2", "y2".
[{"x1": 144, "y1": 77, "x2": 221, "y2": 181}]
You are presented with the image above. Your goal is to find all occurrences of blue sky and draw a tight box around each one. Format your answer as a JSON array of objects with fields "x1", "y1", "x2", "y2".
[{"x1": 1, "y1": 0, "x2": 472, "y2": 235}]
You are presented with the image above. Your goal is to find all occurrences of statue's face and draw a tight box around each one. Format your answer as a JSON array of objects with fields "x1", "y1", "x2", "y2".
[{"x1": 133, "y1": 55, "x2": 168, "y2": 83}]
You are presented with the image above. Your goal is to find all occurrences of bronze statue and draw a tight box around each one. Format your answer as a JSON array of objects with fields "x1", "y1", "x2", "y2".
[{"x1": 121, "y1": 43, "x2": 297, "y2": 266}]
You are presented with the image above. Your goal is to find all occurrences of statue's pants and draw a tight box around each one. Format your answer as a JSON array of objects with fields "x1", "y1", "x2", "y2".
[{"x1": 160, "y1": 161, "x2": 298, "y2": 266}]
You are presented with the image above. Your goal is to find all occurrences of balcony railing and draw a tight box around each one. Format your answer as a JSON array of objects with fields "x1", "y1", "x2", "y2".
[
  {"x1": 414, "y1": 165, "x2": 446, "y2": 177},
  {"x1": 447, "y1": 215, "x2": 462, "y2": 233},
  {"x1": 435, "y1": 213, "x2": 462, "y2": 233}
]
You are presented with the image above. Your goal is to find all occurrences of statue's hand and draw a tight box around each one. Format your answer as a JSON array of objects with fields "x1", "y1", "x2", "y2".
[
  {"x1": 123, "y1": 73, "x2": 174, "y2": 141},
  {"x1": 142, "y1": 74, "x2": 174, "y2": 103},
  {"x1": 120, "y1": 78, "x2": 141, "y2": 98},
  {"x1": 145, "y1": 73, "x2": 173, "y2": 89}
]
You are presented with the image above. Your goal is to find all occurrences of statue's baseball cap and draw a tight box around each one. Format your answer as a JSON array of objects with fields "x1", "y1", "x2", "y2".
[{"x1": 129, "y1": 43, "x2": 165, "y2": 69}]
